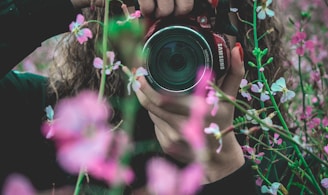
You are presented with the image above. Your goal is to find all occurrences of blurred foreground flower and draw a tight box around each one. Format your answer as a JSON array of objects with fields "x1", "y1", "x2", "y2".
[
  {"x1": 2, "y1": 174, "x2": 35, "y2": 195},
  {"x1": 147, "y1": 157, "x2": 203, "y2": 195},
  {"x1": 41, "y1": 90, "x2": 133, "y2": 186}
]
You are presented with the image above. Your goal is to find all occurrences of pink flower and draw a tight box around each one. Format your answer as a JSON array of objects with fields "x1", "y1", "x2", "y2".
[
  {"x1": 147, "y1": 157, "x2": 203, "y2": 195},
  {"x1": 291, "y1": 31, "x2": 314, "y2": 56},
  {"x1": 42, "y1": 91, "x2": 134, "y2": 186},
  {"x1": 239, "y1": 79, "x2": 252, "y2": 101},
  {"x1": 88, "y1": 159, "x2": 134, "y2": 186},
  {"x1": 93, "y1": 51, "x2": 121, "y2": 75},
  {"x1": 87, "y1": 131, "x2": 134, "y2": 186},
  {"x1": 310, "y1": 71, "x2": 321, "y2": 83},
  {"x1": 40, "y1": 90, "x2": 136, "y2": 186},
  {"x1": 321, "y1": 178, "x2": 328, "y2": 189},
  {"x1": 117, "y1": 4, "x2": 142, "y2": 24},
  {"x1": 179, "y1": 163, "x2": 204, "y2": 195},
  {"x1": 56, "y1": 130, "x2": 112, "y2": 174},
  {"x1": 256, "y1": 176, "x2": 263, "y2": 186},
  {"x1": 308, "y1": 117, "x2": 321, "y2": 130},
  {"x1": 270, "y1": 133, "x2": 283, "y2": 146},
  {"x1": 129, "y1": 10, "x2": 142, "y2": 19},
  {"x1": 2, "y1": 174, "x2": 36, "y2": 195},
  {"x1": 205, "y1": 87, "x2": 220, "y2": 116},
  {"x1": 300, "y1": 106, "x2": 313, "y2": 120},
  {"x1": 69, "y1": 14, "x2": 92, "y2": 44},
  {"x1": 182, "y1": 68, "x2": 212, "y2": 151},
  {"x1": 182, "y1": 104, "x2": 207, "y2": 150},
  {"x1": 241, "y1": 145, "x2": 265, "y2": 164},
  {"x1": 323, "y1": 117, "x2": 328, "y2": 127},
  {"x1": 324, "y1": 145, "x2": 328, "y2": 155},
  {"x1": 42, "y1": 90, "x2": 111, "y2": 140},
  {"x1": 251, "y1": 82, "x2": 270, "y2": 102}
]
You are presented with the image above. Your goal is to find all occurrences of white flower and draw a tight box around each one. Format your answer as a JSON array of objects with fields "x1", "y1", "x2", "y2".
[
  {"x1": 261, "y1": 182, "x2": 281, "y2": 195},
  {"x1": 204, "y1": 123, "x2": 222, "y2": 153},
  {"x1": 122, "y1": 66, "x2": 148, "y2": 95},
  {"x1": 256, "y1": 0, "x2": 275, "y2": 20},
  {"x1": 245, "y1": 109, "x2": 259, "y2": 124},
  {"x1": 271, "y1": 77, "x2": 295, "y2": 103}
]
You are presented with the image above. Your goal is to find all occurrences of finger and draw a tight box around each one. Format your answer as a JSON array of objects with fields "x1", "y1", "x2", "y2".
[
  {"x1": 149, "y1": 113, "x2": 181, "y2": 142},
  {"x1": 137, "y1": 76, "x2": 168, "y2": 106},
  {"x1": 174, "y1": 0, "x2": 194, "y2": 15},
  {"x1": 150, "y1": 113, "x2": 194, "y2": 163},
  {"x1": 136, "y1": 76, "x2": 193, "y2": 114},
  {"x1": 135, "y1": 87, "x2": 184, "y2": 129},
  {"x1": 138, "y1": 0, "x2": 155, "y2": 17},
  {"x1": 219, "y1": 43, "x2": 244, "y2": 97},
  {"x1": 155, "y1": 0, "x2": 175, "y2": 18}
]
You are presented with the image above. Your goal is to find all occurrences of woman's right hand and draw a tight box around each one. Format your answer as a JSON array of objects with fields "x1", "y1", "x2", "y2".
[
  {"x1": 70, "y1": 0, "x2": 105, "y2": 9},
  {"x1": 138, "y1": 0, "x2": 194, "y2": 17}
]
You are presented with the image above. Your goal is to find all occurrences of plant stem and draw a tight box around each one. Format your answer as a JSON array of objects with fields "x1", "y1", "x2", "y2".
[
  {"x1": 98, "y1": 0, "x2": 111, "y2": 100},
  {"x1": 260, "y1": 72, "x2": 324, "y2": 194},
  {"x1": 297, "y1": 55, "x2": 308, "y2": 135},
  {"x1": 73, "y1": 170, "x2": 85, "y2": 195},
  {"x1": 250, "y1": 1, "x2": 323, "y2": 193}
]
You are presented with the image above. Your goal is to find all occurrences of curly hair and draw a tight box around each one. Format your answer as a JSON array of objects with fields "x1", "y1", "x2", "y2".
[
  {"x1": 48, "y1": 5, "x2": 124, "y2": 99},
  {"x1": 231, "y1": 0, "x2": 289, "y2": 119},
  {"x1": 234, "y1": 0, "x2": 288, "y2": 82}
]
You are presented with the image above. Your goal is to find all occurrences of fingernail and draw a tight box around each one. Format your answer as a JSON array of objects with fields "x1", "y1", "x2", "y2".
[{"x1": 235, "y1": 42, "x2": 244, "y2": 62}]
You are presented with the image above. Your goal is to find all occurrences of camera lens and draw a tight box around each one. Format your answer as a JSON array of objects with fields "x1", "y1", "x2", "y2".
[
  {"x1": 169, "y1": 53, "x2": 186, "y2": 71},
  {"x1": 143, "y1": 25, "x2": 213, "y2": 94}
]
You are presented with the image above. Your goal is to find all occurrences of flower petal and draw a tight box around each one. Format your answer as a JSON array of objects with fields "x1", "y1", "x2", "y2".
[{"x1": 265, "y1": 8, "x2": 275, "y2": 17}]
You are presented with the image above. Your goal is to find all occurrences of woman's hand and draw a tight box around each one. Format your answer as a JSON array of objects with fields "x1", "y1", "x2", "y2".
[
  {"x1": 70, "y1": 0, "x2": 105, "y2": 9},
  {"x1": 136, "y1": 48, "x2": 245, "y2": 184},
  {"x1": 138, "y1": 0, "x2": 194, "y2": 17},
  {"x1": 135, "y1": 0, "x2": 245, "y2": 183}
]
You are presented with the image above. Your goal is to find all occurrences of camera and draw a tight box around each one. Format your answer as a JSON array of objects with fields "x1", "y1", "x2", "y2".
[{"x1": 141, "y1": 9, "x2": 230, "y2": 95}]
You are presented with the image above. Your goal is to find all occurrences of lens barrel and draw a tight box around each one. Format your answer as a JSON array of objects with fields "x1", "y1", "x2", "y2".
[{"x1": 142, "y1": 18, "x2": 229, "y2": 95}]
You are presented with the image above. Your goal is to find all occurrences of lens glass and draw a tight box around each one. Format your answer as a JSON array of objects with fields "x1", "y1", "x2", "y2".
[{"x1": 143, "y1": 26, "x2": 212, "y2": 94}]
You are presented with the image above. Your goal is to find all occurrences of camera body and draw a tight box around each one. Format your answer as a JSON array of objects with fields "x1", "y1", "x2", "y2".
[{"x1": 142, "y1": 13, "x2": 230, "y2": 95}]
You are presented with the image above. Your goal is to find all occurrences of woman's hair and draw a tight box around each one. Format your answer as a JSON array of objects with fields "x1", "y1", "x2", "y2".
[
  {"x1": 234, "y1": 0, "x2": 287, "y2": 82},
  {"x1": 233, "y1": 0, "x2": 289, "y2": 118},
  {"x1": 48, "y1": 2, "x2": 128, "y2": 104},
  {"x1": 48, "y1": 0, "x2": 288, "y2": 119}
]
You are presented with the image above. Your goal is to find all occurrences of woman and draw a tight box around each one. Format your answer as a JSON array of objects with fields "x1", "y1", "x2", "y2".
[{"x1": 0, "y1": 0, "x2": 286, "y2": 194}]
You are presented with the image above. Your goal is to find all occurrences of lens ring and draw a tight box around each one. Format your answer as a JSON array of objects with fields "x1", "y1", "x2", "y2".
[{"x1": 143, "y1": 25, "x2": 213, "y2": 94}]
